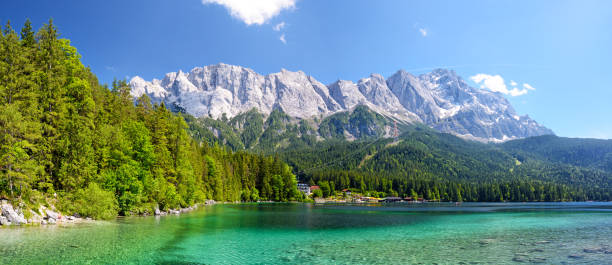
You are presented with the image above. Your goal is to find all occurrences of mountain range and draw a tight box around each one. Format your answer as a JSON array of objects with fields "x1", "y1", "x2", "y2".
[{"x1": 129, "y1": 63, "x2": 553, "y2": 142}]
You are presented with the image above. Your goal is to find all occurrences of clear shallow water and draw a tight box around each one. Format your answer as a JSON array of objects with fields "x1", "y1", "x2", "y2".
[{"x1": 1, "y1": 202, "x2": 611, "y2": 264}]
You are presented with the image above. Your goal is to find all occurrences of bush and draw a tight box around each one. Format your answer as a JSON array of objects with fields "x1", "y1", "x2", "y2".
[{"x1": 72, "y1": 183, "x2": 118, "y2": 220}]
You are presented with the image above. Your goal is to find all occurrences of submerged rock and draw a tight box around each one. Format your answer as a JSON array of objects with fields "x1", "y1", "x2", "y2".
[
  {"x1": 530, "y1": 257, "x2": 547, "y2": 263},
  {"x1": 583, "y1": 247, "x2": 605, "y2": 253}
]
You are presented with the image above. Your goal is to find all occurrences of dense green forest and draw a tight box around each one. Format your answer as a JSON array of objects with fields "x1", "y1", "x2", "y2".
[
  {"x1": 286, "y1": 131, "x2": 610, "y2": 201},
  {"x1": 502, "y1": 135, "x2": 612, "y2": 172},
  {"x1": 0, "y1": 20, "x2": 300, "y2": 219}
]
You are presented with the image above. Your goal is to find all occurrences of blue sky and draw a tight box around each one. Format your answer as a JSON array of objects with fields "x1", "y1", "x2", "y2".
[{"x1": 2, "y1": 0, "x2": 612, "y2": 139}]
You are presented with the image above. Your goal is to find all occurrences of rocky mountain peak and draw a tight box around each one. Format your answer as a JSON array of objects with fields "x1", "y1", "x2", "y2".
[{"x1": 130, "y1": 64, "x2": 553, "y2": 142}]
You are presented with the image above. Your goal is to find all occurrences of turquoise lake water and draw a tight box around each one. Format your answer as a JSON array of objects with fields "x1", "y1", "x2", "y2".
[{"x1": 1, "y1": 202, "x2": 611, "y2": 264}]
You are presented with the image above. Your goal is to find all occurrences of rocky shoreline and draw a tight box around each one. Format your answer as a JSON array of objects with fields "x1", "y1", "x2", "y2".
[
  {"x1": 0, "y1": 199, "x2": 217, "y2": 227},
  {"x1": 0, "y1": 199, "x2": 89, "y2": 226},
  {"x1": 152, "y1": 200, "x2": 216, "y2": 216}
]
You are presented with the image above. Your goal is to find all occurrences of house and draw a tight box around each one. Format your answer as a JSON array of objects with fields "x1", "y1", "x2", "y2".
[
  {"x1": 297, "y1": 183, "x2": 311, "y2": 195},
  {"x1": 342, "y1": 188, "x2": 352, "y2": 195},
  {"x1": 310, "y1": 185, "x2": 320, "y2": 191}
]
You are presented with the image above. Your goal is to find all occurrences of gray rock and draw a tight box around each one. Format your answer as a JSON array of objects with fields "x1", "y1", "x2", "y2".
[
  {"x1": 45, "y1": 209, "x2": 59, "y2": 220},
  {"x1": 154, "y1": 208, "x2": 161, "y2": 216},
  {"x1": 0, "y1": 216, "x2": 9, "y2": 225},
  {"x1": 1, "y1": 203, "x2": 26, "y2": 225},
  {"x1": 131, "y1": 64, "x2": 553, "y2": 143},
  {"x1": 28, "y1": 210, "x2": 43, "y2": 224},
  {"x1": 48, "y1": 218, "x2": 56, "y2": 224}
]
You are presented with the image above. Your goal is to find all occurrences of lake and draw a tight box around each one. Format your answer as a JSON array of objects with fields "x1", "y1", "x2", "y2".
[{"x1": 1, "y1": 202, "x2": 611, "y2": 264}]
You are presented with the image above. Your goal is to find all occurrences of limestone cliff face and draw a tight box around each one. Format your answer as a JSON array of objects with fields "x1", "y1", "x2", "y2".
[{"x1": 130, "y1": 64, "x2": 553, "y2": 142}]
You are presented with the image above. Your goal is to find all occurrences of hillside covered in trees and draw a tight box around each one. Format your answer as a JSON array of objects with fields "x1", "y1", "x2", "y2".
[
  {"x1": 0, "y1": 20, "x2": 300, "y2": 219},
  {"x1": 183, "y1": 107, "x2": 611, "y2": 202},
  {"x1": 282, "y1": 130, "x2": 611, "y2": 201}
]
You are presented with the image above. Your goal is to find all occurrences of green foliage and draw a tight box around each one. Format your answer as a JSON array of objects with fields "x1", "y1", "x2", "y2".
[
  {"x1": 283, "y1": 129, "x2": 611, "y2": 202},
  {"x1": 319, "y1": 105, "x2": 389, "y2": 139},
  {"x1": 65, "y1": 183, "x2": 118, "y2": 220},
  {"x1": 0, "y1": 21, "x2": 302, "y2": 219}
]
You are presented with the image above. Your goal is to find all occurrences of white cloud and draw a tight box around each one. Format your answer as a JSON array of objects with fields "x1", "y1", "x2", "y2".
[
  {"x1": 523, "y1": 83, "x2": 536, "y2": 90},
  {"x1": 419, "y1": 28, "x2": 428, "y2": 37},
  {"x1": 279, "y1": 34, "x2": 286, "y2": 44},
  {"x1": 508, "y1": 88, "x2": 528, "y2": 96},
  {"x1": 470, "y1": 74, "x2": 507, "y2": 93},
  {"x1": 202, "y1": 0, "x2": 296, "y2": 25},
  {"x1": 273, "y1": 21, "x2": 286, "y2": 31},
  {"x1": 470, "y1": 73, "x2": 531, "y2": 97}
]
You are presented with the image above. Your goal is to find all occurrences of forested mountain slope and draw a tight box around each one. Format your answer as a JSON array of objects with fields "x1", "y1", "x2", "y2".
[
  {"x1": 182, "y1": 107, "x2": 611, "y2": 201},
  {"x1": 502, "y1": 135, "x2": 612, "y2": 172},
  {"x1": 280, "y1": 129, "x2": 611, "y2": 201}
]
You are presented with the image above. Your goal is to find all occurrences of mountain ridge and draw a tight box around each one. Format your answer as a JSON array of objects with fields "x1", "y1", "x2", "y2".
[{"x1": 130, "y1": 63, "x2": 553, "y2": 142}]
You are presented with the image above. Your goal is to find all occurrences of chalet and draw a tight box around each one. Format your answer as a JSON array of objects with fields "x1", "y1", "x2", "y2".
[{"x1": 297, "y1": 183, "x2": 311, "y2": 195}]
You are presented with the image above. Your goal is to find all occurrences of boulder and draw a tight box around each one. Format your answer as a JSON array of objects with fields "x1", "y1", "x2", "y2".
[
  {"x1": 45, "y1": 209, "x2": 59, "y2": 220},
  {"x1": 48, "y1": 218, "x2": 56, "y2": 224},
  {"x1": 154, "y1": 208, "x2": 161, "y2": 216},
  {"x1": 0, "y1": 216, "x2": 9, "y2": 225},
  {"x1": 1, "y1": 203, "x2": 27, "y2": 225},
  {"x1": 28, "y1": 210, "x2": 43, "y2": 224}
]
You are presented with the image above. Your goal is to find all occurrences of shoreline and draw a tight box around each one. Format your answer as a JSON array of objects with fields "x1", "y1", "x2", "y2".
[
  {"x1": 2, "y1": 200, "x2": 609, "y2": 228},
  {"x1": 0, "y1": 199, "x2": 218, "y2": 227}
]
